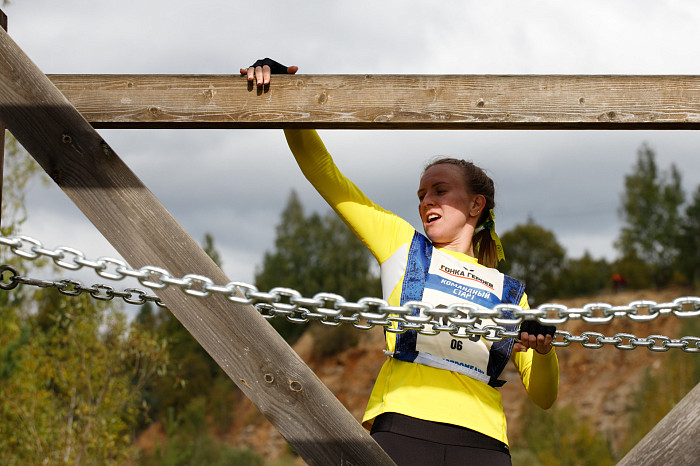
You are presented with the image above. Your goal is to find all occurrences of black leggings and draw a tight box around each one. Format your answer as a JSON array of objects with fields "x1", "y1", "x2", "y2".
[{"x1": 370, "y1": 413, "x2": 511, "y2": 466}]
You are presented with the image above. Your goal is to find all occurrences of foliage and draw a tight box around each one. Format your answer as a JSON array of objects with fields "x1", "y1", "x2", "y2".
[
  {"x1": 0, "y1": 288, "x2": 168, "y2": 465},
  {"x1": 1, "y1": 133, "x2": 49, "y2": 238},
  {"x1": 202, "y1": 232, "x2": 222, "y2": 269},
  {"x1": 138, "y1": 397, "x2": 263, "y2": 466},
  {"x1": 611, "y1": 251, "x2": 653, "y2": 290},
  {"x1": 621, "y1": 316, "x2": 700, "y2": 455},
  {"x1": 558, "y1": 251, "x2": 612, "y2": 298},
  {"x1": 516, "y1": 402, "x2": 615, "y2": 466},
  {"x1": 255, "y1": 190, "x2": 381, "y2": 345},
  {"x1": 499, "y1": 219, "x2": 566, "y2": 304},
  {"x1": 615, "y1": 144, "x2": 685, "y2": 287},
  {"x1": 0, "y1": 132, "x2": 168, "y2": 464},
  {"x1": 509, "y1": 448, "x2": 543, "y2": 466},
  {"x1": 676, "y1": 185, "x2": 700, "y2": 288}
]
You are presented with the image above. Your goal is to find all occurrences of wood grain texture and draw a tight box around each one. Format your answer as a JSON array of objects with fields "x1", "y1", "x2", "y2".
[
  {"x1": 617, "y1": 382, "x2": 700, "y2": 466},
  {"x1": 0, "y1": 27, "x2": 394, "y2": 466},
  {"x1": 48, "y1": 73, "x2": 700, "y2": 129}
]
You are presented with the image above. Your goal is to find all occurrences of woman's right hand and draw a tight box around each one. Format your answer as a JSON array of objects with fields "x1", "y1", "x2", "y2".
[
  {"x1": 240, "y1": 58, "x2": 298, "y2": 86},
  {"x1": 516, "y1": 320, "x2": 556, "y2": 355}
]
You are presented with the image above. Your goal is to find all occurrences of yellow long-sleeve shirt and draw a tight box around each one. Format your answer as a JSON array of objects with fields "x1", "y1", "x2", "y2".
[{"x1": 284, "y1": 129, "x2": 559, "y2": 445}]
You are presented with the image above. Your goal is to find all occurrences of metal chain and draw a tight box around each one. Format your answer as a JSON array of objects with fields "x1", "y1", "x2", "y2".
[
  {"x1": 0, "y1": 266, "x2": 167, "y2": 308},
  {"x1": 1, "y1": 234, "x2": 699, "y2": 353}
]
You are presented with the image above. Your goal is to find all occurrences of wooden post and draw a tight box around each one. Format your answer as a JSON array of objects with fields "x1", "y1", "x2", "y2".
[
  {"x1": 47, "y1": 73, "x2": 700, "y2": 130},
  {"x1": 0, "y1": 9, "x2": 6, "y2": 230},
  {"x1": 617, "y1": 381, "x2": 700, "y2": 466},
  {"x1": 0, "y1": 24, "x2": 394, "y2": 466}
]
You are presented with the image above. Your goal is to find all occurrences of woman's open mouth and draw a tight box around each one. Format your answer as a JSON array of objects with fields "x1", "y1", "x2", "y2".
[{"x1": 426, "y1": 213, "x2": 441, "y2": 225}]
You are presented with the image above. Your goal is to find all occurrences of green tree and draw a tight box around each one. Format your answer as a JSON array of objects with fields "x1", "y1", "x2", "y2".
[
  {"x1": 615, "y1": 144, "x2": 685, "y2": 287},
  {"x1": 677, "y1": 185, "x2": 700, "y2": 288},
  {"x1": 0, "y1": 291, "x2": 168, "y2": 465},
  {"x1": 499, "y1": 219, "x2": 566, "y2": 304},
  {"x1": 1, "y1": 133, "x2": 49, "y2": 238},
  {"x1": 0, "y1": 132, "x2": 168, "y2": 463},
  {"x1": 138, "y1": 397, "x2": 263, "y2": 466},
  {"x1": 254, "y1": 190, "x2": 381, "y2": 344},
  {"x1": 202, "y1": 232, "x2": 222, "y2": 269},
  {"x1": 611, "y1": 251, "x2": 653, "y2": 289},
  {"x1": 516, "y1": 402, "x2": 615, "y2": 466},
  {"x1": 621, "y1": 317, "x2": 700, "y2": 456},
  {"x1": 558, "y1": 252, "x2": 611, "y2": 297}
]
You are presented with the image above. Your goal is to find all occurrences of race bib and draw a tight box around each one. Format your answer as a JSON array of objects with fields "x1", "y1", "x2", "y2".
[{"x1": 413, "y1": 249, "x2": 507, "y2": 383}]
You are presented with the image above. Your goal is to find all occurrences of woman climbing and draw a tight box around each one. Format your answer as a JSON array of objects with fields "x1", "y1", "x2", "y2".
[{"x1": 242, "y1": 58, "x2": 559, "y2": 466}]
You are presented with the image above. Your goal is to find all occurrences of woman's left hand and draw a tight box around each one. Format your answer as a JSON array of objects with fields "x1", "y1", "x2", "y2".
[
  {"x1": 514, "y1": 321, "x2": 555, "y2": 354},
  {"x1": 240, "y1": 58, "x2": 298, "y2": 86}
]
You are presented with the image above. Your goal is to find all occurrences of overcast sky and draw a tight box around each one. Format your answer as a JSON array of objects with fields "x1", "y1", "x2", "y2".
[{"x1": 4, "y1": 0, "x2": 700, "y2": 294}]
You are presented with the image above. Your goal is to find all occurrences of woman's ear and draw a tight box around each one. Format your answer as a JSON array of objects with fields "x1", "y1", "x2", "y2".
[{"x1": 470, "y1": 194, "x2": 487, "y2": 218}]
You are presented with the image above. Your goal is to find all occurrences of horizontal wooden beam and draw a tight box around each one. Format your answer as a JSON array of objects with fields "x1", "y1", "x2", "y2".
[{"x1": 48, "y1": 74, "x2": 700, "y2": 130}]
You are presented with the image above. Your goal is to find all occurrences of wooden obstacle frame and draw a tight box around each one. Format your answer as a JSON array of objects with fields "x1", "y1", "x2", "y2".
[{"x1": 1, "y1": 11, "x2": 698, "y2": 465}]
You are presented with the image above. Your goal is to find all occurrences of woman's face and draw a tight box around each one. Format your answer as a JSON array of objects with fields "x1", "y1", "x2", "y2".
[{"x1": 417, "y1": 164, "x2": 482, "y2": 253}]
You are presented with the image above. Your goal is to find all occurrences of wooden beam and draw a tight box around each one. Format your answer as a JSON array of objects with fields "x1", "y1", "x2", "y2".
[
  {"x1": 48, "y1": 73, "x2": 700, "y2": 130},
  {"x1": 0, "y1": 25, "x2": 394, "y2": 466},
  {"x1": 617, "y1": 381, "x2": 700, "y2": 466}
]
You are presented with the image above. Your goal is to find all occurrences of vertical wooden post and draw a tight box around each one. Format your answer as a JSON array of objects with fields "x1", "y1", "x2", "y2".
[
  {"x1": 0, "y1": 10, "x2": 6, "y2": 230},
  {"x1": 0, "y1": 23, "x2": 394, "y2": 466}
]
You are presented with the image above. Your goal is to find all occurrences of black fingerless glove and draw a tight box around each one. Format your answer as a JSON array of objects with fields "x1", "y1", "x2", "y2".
[
  {"x1": 519, "y1": 320, "x2": 556, "y2": 339},
  {"x1": 249, "y1": 58, "x2": 289, "y2": 74}
]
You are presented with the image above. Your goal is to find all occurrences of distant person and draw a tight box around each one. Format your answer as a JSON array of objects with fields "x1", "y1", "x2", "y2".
[
  {"x1": 241, "y1": 59, "x2": 559, "y2": 466},
  {"x1": 612, "y1": 273, "x2": 627, "y2": 292}
]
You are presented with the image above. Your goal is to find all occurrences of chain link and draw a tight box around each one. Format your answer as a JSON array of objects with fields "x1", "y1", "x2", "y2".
[
  {"x1": 551, "y1": 330, "x2": 700, "y2": 353},
  {"x1": 1, "y1": 234, "x2": 699, "y2": 352},
  {"x1": 0, "y1": 268, "x2": 167, "y2": 308}
]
